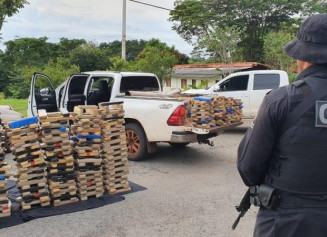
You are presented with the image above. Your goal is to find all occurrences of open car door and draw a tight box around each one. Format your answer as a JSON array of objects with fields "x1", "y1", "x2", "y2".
[
  {"x1": 60, "y1": 74, "x2": 89, "y2": 112},
  {"x1": 28, "y1": 72, "x2": 58, "y2": 117}
]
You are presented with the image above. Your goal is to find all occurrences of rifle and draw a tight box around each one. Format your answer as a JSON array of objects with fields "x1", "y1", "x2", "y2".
[{"x1": 232, "y1": 188, "x2": 251, "y2": 230}]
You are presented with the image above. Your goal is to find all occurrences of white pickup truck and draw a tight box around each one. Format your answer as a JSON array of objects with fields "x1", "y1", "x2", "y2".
[
  {"x1": 27, "y1": 71, "x2": 242, "y2": 161},
  {"x1": 184, "y1": 70, "x2": 290, "y2": 119}
]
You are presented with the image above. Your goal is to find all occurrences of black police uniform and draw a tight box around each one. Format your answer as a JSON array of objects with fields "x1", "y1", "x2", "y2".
[{"x1": 237, "y1": 64, "x2": 327, "y2": 237}]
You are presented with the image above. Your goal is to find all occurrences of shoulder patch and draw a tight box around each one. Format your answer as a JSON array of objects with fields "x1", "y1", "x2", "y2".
[{"x1": 315, "y1": 101, "x2": 327, "y2": 127}]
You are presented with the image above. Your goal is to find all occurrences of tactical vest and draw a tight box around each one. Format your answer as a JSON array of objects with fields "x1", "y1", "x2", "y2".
[{"x1": 265, "y1": 77, "x2": 327, "y2": 195}]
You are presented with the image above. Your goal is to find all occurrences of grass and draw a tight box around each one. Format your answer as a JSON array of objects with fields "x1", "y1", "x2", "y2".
[{"x1": 0, "y1": 99, "x2": 28, "y2": 117}]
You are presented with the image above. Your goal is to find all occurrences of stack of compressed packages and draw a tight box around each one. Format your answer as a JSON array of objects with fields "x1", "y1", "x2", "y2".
[
  {"x1": 38, "y1": 109, "x2": 78, "y2": 206},
  {"x1": 7, "y1": 117, "x2": 50, "y2": 210},
  {"x1": 0, "y1": 121, "x2": 11, "y2": 217},
  {"x1": 71, "y1": 106, "x2": 104, "y2": 201},
  {"x1": 178, "y1": 95, "x2": 243, "y2": 128},
  {"x1": 99, "y1": 102, "x2": 130, "y2": 194}
]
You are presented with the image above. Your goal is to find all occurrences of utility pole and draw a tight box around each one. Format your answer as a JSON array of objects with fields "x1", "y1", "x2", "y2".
[
  {"x1": 121, "y1": 0, "x2": 171, "y2": 60},
  {"x1": 122, "y1": 0, "x2": 126, "y2": 60}
]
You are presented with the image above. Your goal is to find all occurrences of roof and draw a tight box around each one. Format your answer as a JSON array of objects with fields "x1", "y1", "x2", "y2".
[
  {"x1": 172, "y1": 62, "x2": 270, "y2": 79},
  {"x1": 173, "y1": 67, "x2": 223, "y2": 79},
  {"x1": 173, "y1": 62, "x2": 269, "y2": 69}
]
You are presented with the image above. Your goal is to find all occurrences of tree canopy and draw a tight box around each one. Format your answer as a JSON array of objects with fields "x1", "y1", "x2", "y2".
[
  {"x1": 110, "y1": 39, "x2": 183, "y2": 84},
  {"x1": 263, "y1": 31, "x2": 296, "y2": 71},
  {"x1": 69, "y1": 42, "x2": 111, "y2": 72},
  {"x1": 137, "y1": 39, "x2": 179, "y2": 83},
  {"x1": 3, "y1": 37, "x2": 58, "y2": 67},
  {"x1": 170, "y1": 0, "x2": 327, "y2": 62},
  {"x1": 0, "y1": 37, "x2": 186, "y2": 98},
  {"x1": 57, "y1": 38, "x2": 86, "y2": 58},
  {"x1": 99, "y1": 39, "x2": 148, "y2": 61},
  {"x1": 0, "y1": 0, "x2": 29, "y2": 32}
]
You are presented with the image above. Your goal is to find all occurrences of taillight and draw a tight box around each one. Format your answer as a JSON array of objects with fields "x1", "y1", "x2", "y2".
[{"x1": 167, "y1": 105, "x2": 185, "y2": 126}]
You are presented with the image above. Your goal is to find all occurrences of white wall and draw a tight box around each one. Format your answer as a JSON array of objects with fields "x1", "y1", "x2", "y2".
[{"x1": 163, "y1": 78, "x2": 220, "y2": 93}]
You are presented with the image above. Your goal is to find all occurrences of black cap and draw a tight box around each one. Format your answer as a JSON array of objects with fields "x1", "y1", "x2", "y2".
[{"x1": 283, "y1": 14, "x2": 327, "y2": 64}]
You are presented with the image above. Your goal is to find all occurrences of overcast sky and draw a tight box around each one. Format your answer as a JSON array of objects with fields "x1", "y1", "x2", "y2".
[{"x1": 1, "y1": 0, "x2": 193, "y2": 55}]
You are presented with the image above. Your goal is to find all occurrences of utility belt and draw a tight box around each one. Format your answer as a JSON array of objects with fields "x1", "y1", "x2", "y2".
[{"x1": 250, "y1": 185, "x2": 327, "y2": 209}]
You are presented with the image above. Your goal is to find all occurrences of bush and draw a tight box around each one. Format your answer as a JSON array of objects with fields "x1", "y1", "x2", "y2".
[{"x1": 287, "y1": 71, "x2": 298, "y2": 83}]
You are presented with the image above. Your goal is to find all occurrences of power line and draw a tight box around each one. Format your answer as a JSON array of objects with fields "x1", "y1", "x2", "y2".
[{"x1": 128, "y1": 0, "x2": 172, "y2": 11}]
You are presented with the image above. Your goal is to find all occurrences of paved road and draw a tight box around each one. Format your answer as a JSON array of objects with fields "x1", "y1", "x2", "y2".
[{"x1": 2, "y1": 122, "x2": 258, "y2": 237}]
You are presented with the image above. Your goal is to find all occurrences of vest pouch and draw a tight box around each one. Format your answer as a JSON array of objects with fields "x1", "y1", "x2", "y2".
[{"x1": 258, "y1": 184, "x2": 278, "y2": 210}]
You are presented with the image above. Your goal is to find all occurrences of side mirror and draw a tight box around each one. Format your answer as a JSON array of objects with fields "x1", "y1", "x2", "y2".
[{"x1": 213, "y1": 85, "x2": 220, "y2": 92}]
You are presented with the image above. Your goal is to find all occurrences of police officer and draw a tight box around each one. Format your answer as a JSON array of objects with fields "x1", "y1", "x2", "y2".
[{"x1": 237, "y1": 14, "x2": 327, "y2": 237}]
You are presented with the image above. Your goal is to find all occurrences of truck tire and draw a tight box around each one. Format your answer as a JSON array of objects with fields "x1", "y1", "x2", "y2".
[
  {"x1": 169, "y1": 142, "x2": 190, "y2": 148},
  {"x1": 125, "y1": 123, "x2": 147, "y2": 161}
]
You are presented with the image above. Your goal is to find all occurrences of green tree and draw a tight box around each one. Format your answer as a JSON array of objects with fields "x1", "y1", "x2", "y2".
[
  {"x1": 99, "y1": 41, "x2": 121, "y2": 58},
  {"x1": 188, "y1": 51, "x2": 206, "y2": 63},
  {"x1": 170, "y1": 0, "x2": 327, "y2": 62},
  {"x1": 5, "y1": 64, "x2": 33, "y2": 99},
  {"x1": 198, "y1": 25, "x2": 241, "y2": 63},
  {"x1": 3, "y1": 37, "x2": 58, "y2": 67},
  {"x1": 263, "y1": 31, "x2": 296, "y2": 70},
  {"x1": 169, "y1": 46, "x2": 189, "y2": 65},
  {"x1": 99, "y1": 39, "x2": 148, "y2": 61},
  {"x1": 41, "y1": 57, "x2": 80, "y2": 87},
  {"x1": 138, "y1": 39, "x2": 188, "y2": 64},
  {"x1": 6, "y1": 58, "x2": 79, "y2": 98},
  {"x1": 126, "y1": 39, "x2": 148, "y2": 61},
  {"x1": 109, "y1": 56, "x2": 136, "y2": 71},
  {"x1": 69, "y1": 42, "x2": 111, "y2": 72},
  {"x1": 110, "y1": 39, "x2": 180, "y2": 85},
  {"x1": 1, "y1": 37, "x2": 58, "y2": 98},
  {"x1": 137, "y1": 39, "x2": 178, "y2": 85},
  {"x1": 0, "y1": 63, "x2": 9, "y2": 93},
  {"x1": 288, "y1": 71, "x2": 298, "y2": 83},
  {"x1": 138, "y1": 47, "x2": 177, "y2": 85},
  {"x1": 0, "y1": 37, "x2": 186, "y2": 98},
  {"x1": 0, "y1": 50, "x2": 8, "y2": 91},
  {"x1": 0, "y1": 0, "x2": 29, "y2": 32},
  {"x1": 57, "y1": 38, "x2": 86, "y2": 58}
]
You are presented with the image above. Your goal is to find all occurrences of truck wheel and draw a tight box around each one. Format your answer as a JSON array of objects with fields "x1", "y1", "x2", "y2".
[
  {"x1": 169, "y1": 142, "x2": 190, "y2": 148},
  {"x1": 125, "y1": 123, "x2": 147, "y2": 161}
]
